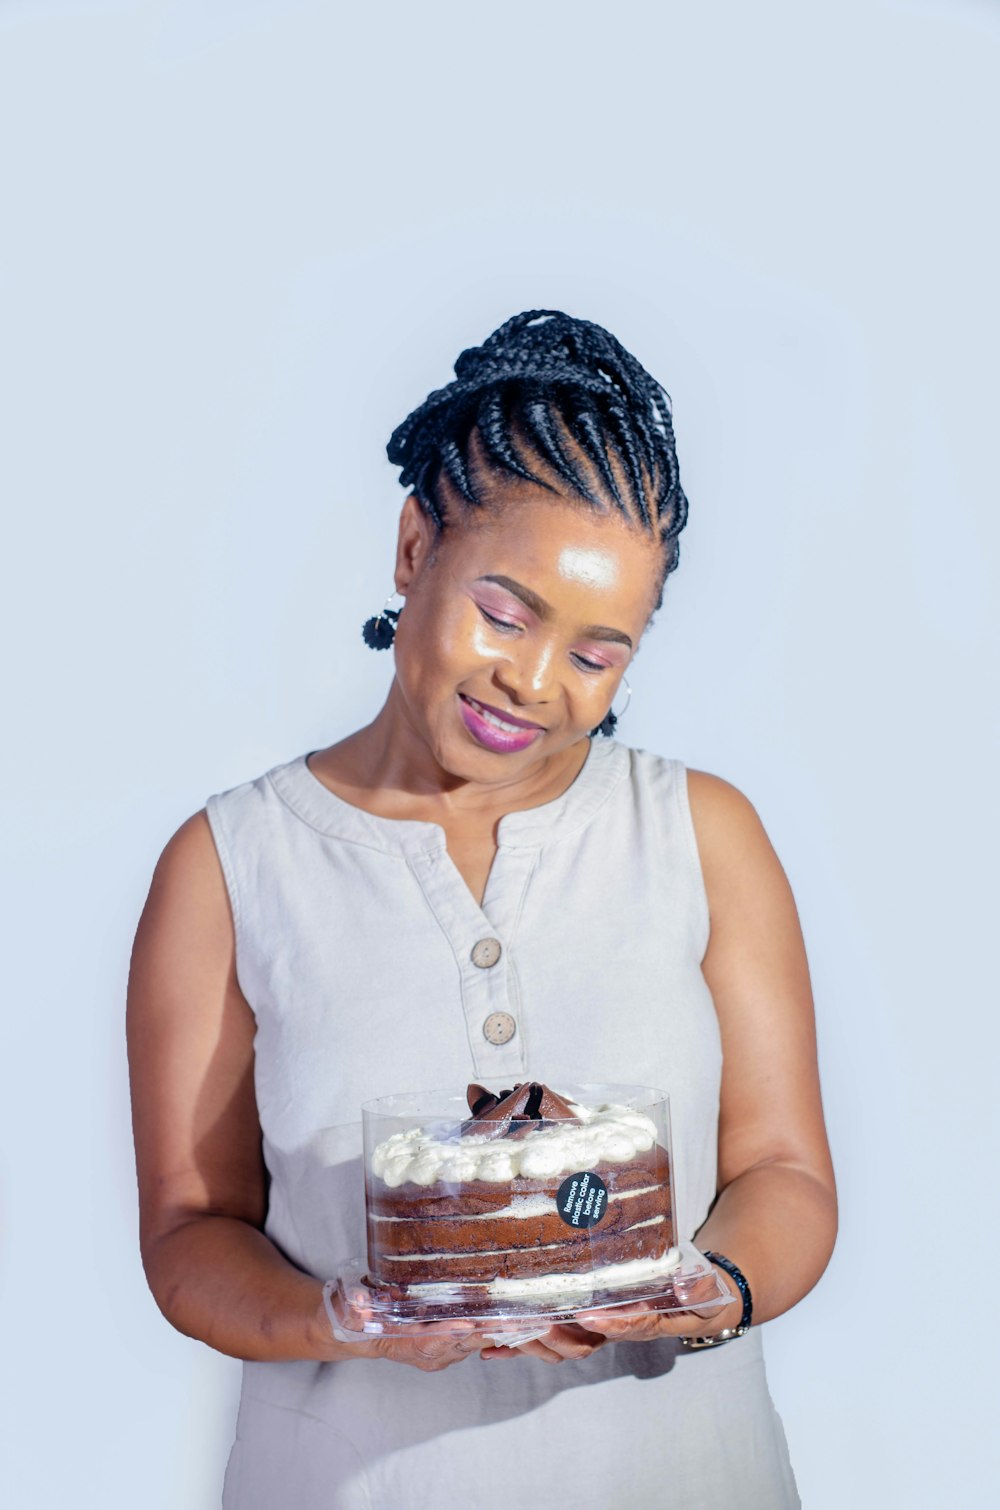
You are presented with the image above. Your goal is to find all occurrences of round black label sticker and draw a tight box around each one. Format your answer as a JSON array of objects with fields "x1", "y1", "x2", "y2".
[{"x1": 556, "y1": 1170, "x2": 608, "y2": 1229}]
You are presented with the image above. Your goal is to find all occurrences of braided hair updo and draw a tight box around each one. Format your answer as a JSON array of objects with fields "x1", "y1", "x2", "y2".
[{"x1": 386, "y1": 309, "x2": 690, "y2": 612}]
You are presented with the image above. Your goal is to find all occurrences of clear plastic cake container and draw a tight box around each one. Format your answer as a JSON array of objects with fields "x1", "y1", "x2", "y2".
[{"x1": 323, "y1": 1082, "x2": 733, "y2": 1345}]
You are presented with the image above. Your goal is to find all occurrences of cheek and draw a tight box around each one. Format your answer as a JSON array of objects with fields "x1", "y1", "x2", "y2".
[
  {"x1": 467, "y1": 618, "x2": 501, "y2": 661},
  {"x1": 398, "y1": 598, "x2": 487, "y2": 682},
  {"x1": 434, "y1": 593, "x2": 504, "y2": 665}
]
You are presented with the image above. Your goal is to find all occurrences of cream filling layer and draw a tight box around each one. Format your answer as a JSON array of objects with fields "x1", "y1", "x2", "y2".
[{"x1": 370, "y1": 1184, "x2": 662, "y2": 1224}]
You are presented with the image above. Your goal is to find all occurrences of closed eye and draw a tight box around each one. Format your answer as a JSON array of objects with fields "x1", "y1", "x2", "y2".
[
  {"x1": 479, "y1": 604, "x2": 610, "y2": 674},
  {"x1": 478, "y1": 605, "x2": 520, "y2": 632}
]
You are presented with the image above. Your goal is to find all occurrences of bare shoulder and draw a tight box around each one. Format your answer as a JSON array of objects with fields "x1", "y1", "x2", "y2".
[
  {"x1": 127, "y1": 806, "x2": 240, "y2": 1057},
  {"x1": 152, "y1": 806, "x2": 228, "y2": 896},
  {"x1": 685, "y1": 768, "x2": 763, "y2": 830},
  {"x1": 134, "y1": 807, "x2": 234, "y2": 959},
  {"x1": 684, "y1": 768, "x2": 786, "y2": 899}
]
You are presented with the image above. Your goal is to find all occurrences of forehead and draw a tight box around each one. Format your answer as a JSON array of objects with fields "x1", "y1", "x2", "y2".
[{"x1": 441, "y1": 490, "x2": 662, "y2": 614}]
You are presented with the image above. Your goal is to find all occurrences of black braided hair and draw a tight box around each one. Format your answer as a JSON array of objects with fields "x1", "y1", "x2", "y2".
[{"x1": 385, "y1": 309, "x2": 689, "y2": 609}]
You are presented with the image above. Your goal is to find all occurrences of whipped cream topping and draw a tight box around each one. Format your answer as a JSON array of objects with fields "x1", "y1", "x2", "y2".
[{"x1": 371, "y1": 1100, "x2": 658, "y2": 1188}]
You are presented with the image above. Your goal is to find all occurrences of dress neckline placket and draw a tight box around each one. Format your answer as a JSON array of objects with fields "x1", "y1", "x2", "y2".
[{"x1": 268, "y1": 739, "x2": 628, "y2": 1082}]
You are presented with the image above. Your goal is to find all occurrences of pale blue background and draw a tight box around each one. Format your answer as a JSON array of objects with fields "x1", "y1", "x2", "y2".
[{"x1": 1, "y1": 1, "x2": 997, "y2": 1505}]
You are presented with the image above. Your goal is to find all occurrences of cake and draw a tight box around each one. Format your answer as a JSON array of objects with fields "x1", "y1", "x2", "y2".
[{"x1": 364, "y1": 1081, "x2": 678, "y2": 1301}]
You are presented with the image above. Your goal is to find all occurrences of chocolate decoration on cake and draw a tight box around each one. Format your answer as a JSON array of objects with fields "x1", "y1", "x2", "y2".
[{"x1": 461, "y1": 1081, "x2": 582, "y2": 1139}]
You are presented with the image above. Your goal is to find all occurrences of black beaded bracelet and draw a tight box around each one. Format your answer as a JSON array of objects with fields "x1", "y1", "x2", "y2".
[{"x1": 678, "y1": 1250, "x2": 753, "y2": 1349}]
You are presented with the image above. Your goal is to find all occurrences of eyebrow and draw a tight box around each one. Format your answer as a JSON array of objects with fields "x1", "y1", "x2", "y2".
[{"x1": 474, "y1": 574, "x2": 634, "y2": 649}]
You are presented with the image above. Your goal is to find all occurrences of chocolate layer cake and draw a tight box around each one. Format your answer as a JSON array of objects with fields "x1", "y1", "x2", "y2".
[{"x1": 365, "y1": 1082, "x2": 676, "y2": 1295}]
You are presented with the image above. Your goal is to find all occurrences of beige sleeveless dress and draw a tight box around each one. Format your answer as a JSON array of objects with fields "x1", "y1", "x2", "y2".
[{"x1": 205, "y1": 735, "x2": 801, "y2": 1508}]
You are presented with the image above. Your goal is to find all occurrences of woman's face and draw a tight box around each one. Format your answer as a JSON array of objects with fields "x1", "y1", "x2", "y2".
[{"x1": 390, "y1": 478, "x2": 663, "y2": 782}]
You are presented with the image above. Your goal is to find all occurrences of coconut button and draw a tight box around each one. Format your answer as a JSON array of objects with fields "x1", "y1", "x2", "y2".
[
  {"x1": 470, "y1": 936, "x2": 502, "y2": 969},
  {"x1": 482, "y1": 1011, "x2": 517, "y2": 1045}
]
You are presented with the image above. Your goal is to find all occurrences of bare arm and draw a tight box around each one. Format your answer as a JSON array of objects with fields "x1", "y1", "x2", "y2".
[
  {"x1": 126, "y1": 811, "x2": 480, "y2": 1370},
  {"x1": 687, "y1": 769, "x2": 837, "y2": 1323},
  {"x1": 574, "y1": 769, "x2": 837, "y2": 1344}
]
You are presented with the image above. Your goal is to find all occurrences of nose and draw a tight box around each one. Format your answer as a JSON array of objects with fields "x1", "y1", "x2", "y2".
[{"x1": 492, "y1": 634, "x2": 557, "y2": 707}]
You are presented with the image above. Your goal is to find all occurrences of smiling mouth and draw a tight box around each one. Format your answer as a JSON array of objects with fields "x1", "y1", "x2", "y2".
[{"x1": 459, "y1": 694, "x2": 545, "y2": 734}]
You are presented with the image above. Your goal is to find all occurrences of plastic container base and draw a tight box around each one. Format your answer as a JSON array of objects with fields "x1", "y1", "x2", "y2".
[{"x1": 322, "y1": 1239, "x2": 732, "y2": 1348}]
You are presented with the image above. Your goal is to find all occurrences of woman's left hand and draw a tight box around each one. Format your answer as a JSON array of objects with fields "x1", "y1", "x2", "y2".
[
  {"x1": 477, "y1": 1267, "x2": 740, "y2": 1359},
  {"x1": 572, "y1": 1266, "x2": 742, "y2": 1345}
]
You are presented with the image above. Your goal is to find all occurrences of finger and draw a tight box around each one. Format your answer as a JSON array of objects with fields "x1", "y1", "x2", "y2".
[
  {"x1": 581, "y1": 1314, "x2": 651, "y2": 1338},
  {"x1": 402, "y1": 1334, "x2": 482, "y2": 1370},
  {"x1": 404, "y1": 1318, "x2": 480, "y2": 1344},
  {"x1": 573, "y1": 1302, "x2": 647, "y2": 1332},
  {"x1": 411, "y1": 1337, "x2": 480, "y2": 1361},
  {"x1": 673, "y1": 1279, "x2": 728, "y2": 1310},
  {"x1": 476, "y1": 1321, "x2": 551, "y2": 1347},
  {"x1": 372, "y1": 1321, "x2": 482, "y2": 1368},
  {"x1": 578, "y1": 1309, "x2": 689, "y2": 1341},
  {"x1": 329, "y1": 1286, "x2": 373, "y2": 1331},
  {"x1": 572, "y1": 1312, "x2": 613, "y2": 1334},
  {"x1": 500, "y1": 1326, "x2": 603, "y2": 1363},
  {"x1": 410, "y1": 1334, "x2": 483, "y2": 1359},
  {"x1": 477, "y1": 1335, "x2": 572, "y2": 1364},
  {"x1": 541, "y1": 1323, "x2": 605, "y2": 1356},
  {"x1": 504, "y1": 1339, "x2": 570, "y2": 1363},
  {"x1": 345, "y1": 1283, "x2": 374, "y2": 1310}
]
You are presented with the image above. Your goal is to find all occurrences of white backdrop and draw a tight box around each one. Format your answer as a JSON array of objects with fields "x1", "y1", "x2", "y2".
[{"x1": 2, "y1": 2, "x2": 997, "y2": 1505}]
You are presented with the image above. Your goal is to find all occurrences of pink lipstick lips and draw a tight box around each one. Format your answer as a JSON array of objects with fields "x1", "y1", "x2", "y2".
[{"x1": 458, "y1": 693, "x2": 544, "y2": 754}]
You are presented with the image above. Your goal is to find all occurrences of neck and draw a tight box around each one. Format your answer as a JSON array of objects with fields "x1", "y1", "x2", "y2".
[{"x1": 317, "y1": 680, "x2": 591, "y2": 826}]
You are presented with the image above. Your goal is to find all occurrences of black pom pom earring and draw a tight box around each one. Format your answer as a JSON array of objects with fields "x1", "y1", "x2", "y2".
[
  {"x1": 591, "y1": 675, "x2": 632, "y2": 738},
  {"x1": 361, "y1": 591, "x2": 404, "y2": 650}
]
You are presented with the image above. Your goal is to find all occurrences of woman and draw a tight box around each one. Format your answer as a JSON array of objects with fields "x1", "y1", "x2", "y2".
[{"x1": 127, "y1": 308, "x2": 837, "y2": 1508}]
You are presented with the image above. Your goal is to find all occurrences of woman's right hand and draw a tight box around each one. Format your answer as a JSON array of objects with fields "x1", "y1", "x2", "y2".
[
  {"x1": 319, "y1": 1285, "x2": 484, "y2": 1372},
  {"x1": 317, "y1": 1287, "x2": 608, "y2": 1369}
]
